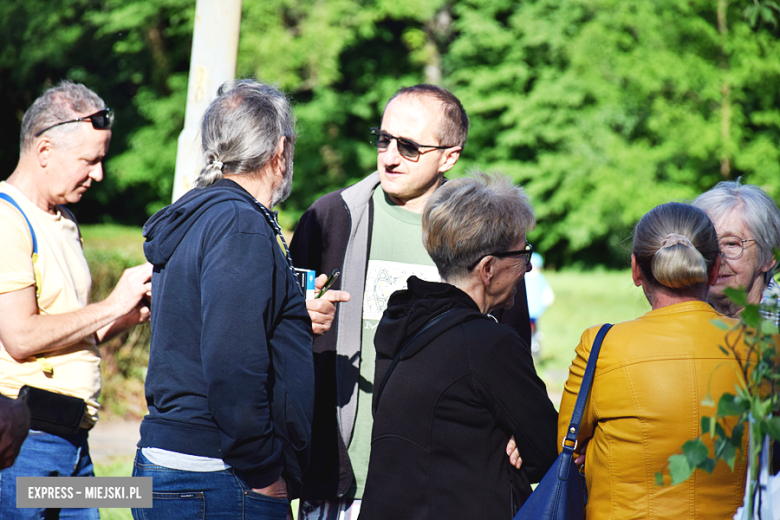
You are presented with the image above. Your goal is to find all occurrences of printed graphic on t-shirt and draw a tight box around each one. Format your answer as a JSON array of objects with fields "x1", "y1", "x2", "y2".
[{"x1": 362, "y1": 260, "x2": 439, "y2": 321}]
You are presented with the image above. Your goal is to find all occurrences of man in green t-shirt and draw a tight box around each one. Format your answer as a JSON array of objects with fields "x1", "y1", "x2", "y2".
[{"x1": 290, "y1": 85, "x2": 533, "y2": 518}]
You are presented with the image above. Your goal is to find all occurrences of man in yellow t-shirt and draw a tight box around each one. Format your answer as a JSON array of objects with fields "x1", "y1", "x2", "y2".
[{"x1": 0, "y1": 81, "x2": 152, "y2": 519}]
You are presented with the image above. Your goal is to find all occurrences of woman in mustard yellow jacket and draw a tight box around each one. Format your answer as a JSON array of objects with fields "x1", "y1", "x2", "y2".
[{"x1": 558, "y1": 202, "x2": 749, "y2": 519}]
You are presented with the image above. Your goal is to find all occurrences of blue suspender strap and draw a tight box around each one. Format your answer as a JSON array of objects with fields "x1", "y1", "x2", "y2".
[
  {"x1": 0, "y1": 193, "x2": 37, "y2": 255},
  {"x1": 0, "y1": 192, "x2": 42, "y2": 301},
  {"x1": 562, "y1": 323, "x2": 613, "y2": 451},
  {"x1": 0, "y1": 192, "x2": 53, "y2": 376}
]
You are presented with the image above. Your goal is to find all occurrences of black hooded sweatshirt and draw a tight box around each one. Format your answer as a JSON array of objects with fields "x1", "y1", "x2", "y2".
[
  {"x1": 360, "y1": 277, "x2": 558, "y2": 520},
  {"x1": 140, "y1": 179, "x2": 313, "y2": 494}
]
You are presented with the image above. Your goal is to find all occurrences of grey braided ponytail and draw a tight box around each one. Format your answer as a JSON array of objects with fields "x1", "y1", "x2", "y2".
[{"x1": 194, "y1": 79, "x2": 296, "y2": 189}]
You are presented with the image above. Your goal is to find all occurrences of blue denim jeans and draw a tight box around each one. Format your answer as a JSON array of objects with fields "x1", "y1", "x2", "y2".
[
  {"x1": 0, "y1": 429, "x2": 98, "y2": 520},
  {"x1": 131, "y1": 450, "x2": 288, "y2": 520}
]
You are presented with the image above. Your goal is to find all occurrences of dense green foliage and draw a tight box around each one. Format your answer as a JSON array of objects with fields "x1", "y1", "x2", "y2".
[
  {"x1": 449, "y1": 0, "x2": 780, "y2": 266},
  {"x1": 0, "y1": 0, "x2": 194, "y2": 219},
  {"x1": 2, "y1": 0, "x2": 779, "y2": 267}
]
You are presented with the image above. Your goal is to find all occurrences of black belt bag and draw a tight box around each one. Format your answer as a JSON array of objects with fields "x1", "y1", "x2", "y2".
[{"x1": 17, "y1": 385, "x2": 87, "y2": 437}]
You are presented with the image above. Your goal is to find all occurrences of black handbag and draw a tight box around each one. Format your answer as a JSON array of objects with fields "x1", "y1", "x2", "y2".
[
  {"x1": 513, "y1": 323, "x2": 612, "y2": 520},
  {"x1": 17, "y1": 385, "x2": 87, "y2": 437}
]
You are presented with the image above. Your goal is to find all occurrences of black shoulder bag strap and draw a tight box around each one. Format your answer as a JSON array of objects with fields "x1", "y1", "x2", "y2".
[
  {"x1": 562, "y1": 323, "x2": 613, "y2": 450},
  {"x1": 373, "y1": 308, "x2": 484, "y2": 416}
]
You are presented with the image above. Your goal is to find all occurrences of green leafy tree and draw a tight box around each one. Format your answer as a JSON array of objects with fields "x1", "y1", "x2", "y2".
[
  {"x1": 447, "y1": 0, "x2": 780, "y2": 268},
  {"x1": 2, "y1": 0, "x2": 779, "y2": 268},
  {"x1": 84, "y1": 0, "x2": 194, "y2": 217},
  {"x1": 0, "y1": 0, "x2": 193, "y2": 222}
]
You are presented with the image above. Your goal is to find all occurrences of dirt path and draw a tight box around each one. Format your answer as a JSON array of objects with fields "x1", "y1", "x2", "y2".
[{"x1": 89, "y1": 418, "x2": 141, "y2": 465}]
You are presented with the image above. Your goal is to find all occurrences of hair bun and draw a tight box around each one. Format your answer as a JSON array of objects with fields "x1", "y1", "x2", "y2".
[
  {"x1": 660, "y1": 233, "x2": 693, "y2": 249},
  {"x1": 633, "y1": 202, "x2": 719, "y2": 291},
  {"x1": 653, "y1": 232, "x2": 707, "y2": 288}
]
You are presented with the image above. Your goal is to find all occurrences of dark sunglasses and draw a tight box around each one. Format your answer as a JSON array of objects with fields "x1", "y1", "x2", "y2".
[
  {"x1": 34, "y1": 109, "x2": 114, "y2": 137},
  {"x1": 369, "y1": 127, "x2": 453, "y2": 160},
  {"x1": 467, "y1": 244, "x2": 534, "y2": 271}
]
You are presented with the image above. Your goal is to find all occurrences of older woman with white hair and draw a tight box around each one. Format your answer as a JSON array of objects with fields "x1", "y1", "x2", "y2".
[
  {"x1": 359, "y1": 172, "x2": 558, "y2": 520},
  {"x1": 693, "y1": 180, "x2": 780, "y2": 319}
]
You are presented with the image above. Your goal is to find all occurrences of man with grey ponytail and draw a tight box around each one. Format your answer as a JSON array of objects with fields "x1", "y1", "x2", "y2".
[
  {"x1": 0, "y1": 81, "x2": 151, "y2": 520},
  {"x1": 557, "y1": 202, "x2": 750, "y2": 518},
  {"x1": 134, "y1": 79, "x2": 325, "y2": 519},
  {"x1": 193, "y1": 81, "x2": 347, "y2": 334},
  {"x1": 193, "y1": 81, "x2": 297, "y2": 203}
]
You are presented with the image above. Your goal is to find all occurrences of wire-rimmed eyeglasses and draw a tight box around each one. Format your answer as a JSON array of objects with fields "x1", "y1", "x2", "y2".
[{"x1": 718, "y1": 235, "x2": 757, "y2": 261}]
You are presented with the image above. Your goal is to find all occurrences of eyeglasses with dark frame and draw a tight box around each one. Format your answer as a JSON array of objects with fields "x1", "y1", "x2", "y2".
[
  {"x1": 467, "y1": 244, "x2": 534, "y2": 271},
  {"x1": 718, "y1": 235, "x2": 757, "y2": 261},
  {"x1": 34, "y1": 109, "x2": 114, "y2": 138},
  {"x1": 369, "y1": 127, "x2": 454, "y2": 160}
]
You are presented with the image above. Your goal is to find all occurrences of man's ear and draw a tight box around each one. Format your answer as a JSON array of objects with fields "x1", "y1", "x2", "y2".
[
  {"x1": 36, "y1": 139, "x2": 52, "y2": 168},
  {"x1": 272, "y1": 136, "x2": 287, "y2": 178},
  {"x1": 438, "y1": 146, "x2": 462, "y2": 174}
]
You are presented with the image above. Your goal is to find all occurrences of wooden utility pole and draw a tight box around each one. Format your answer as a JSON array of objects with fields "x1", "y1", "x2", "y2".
[{"x1": 172, "y1": 0, "x2": 242, "y2": 202}]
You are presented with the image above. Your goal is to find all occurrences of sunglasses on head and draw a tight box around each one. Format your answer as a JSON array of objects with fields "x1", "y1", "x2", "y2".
[
  {"x1": 34, "y1": 109, "x2": 114, "y2": 137},
  {"x1": 369, "y1": 127, "x2": 453, "y2": 160}
]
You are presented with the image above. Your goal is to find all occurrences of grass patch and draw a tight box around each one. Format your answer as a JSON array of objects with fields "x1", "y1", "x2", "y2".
[
  {"x1": 81, "y1": 224, "x2": 145, "y2": 262},
  {"x1": 536, "y1": 269, "x2": 651, "y2": 401}
]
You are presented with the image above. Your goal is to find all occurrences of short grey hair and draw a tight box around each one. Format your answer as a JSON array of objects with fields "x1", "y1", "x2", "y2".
[
  {"x1": 422, "y1": 171, "x2": 535, "y2": 281},
  {"x1": 633, "y1": 202, "x2": 720, "y2": 291},
  {"x1": 384, "y1": 84, "x2": 469, "y2": 149},
  {"x1": 195, "y1": 79, "x2": 296, "y2": 193},
  {"x1": 20, "y1": 81, "x2": 106, "y2": 151},
  {"x1": 693, "y1": 179, "x2": 780, "y2": 268}
]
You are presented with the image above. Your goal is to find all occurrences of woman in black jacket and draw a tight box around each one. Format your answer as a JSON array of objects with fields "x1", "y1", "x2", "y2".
[{"x1": 360, "y1": 172, "x2": 558, "y2": 520}]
